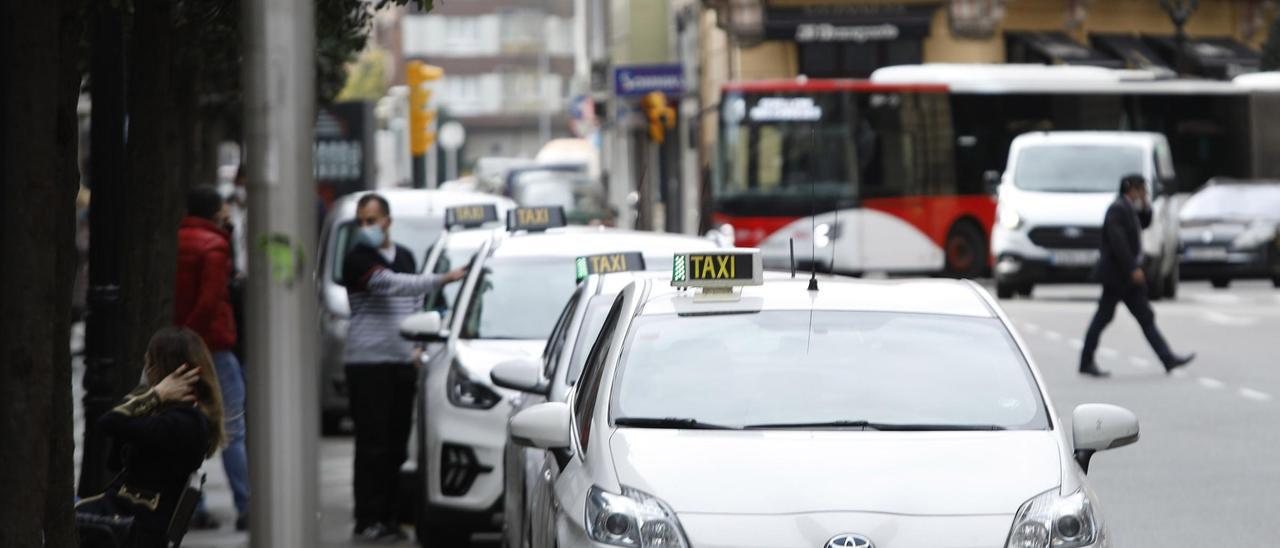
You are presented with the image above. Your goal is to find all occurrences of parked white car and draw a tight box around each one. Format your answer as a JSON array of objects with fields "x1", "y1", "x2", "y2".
[{"x1": 507, "y1": 250, "x2": 1139, "y2": 548}]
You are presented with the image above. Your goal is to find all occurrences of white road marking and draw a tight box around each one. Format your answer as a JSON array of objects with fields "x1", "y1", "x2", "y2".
[
  {"x1": 1197, "y1": 377, "x2": 1225, "y2": 389},
  {"x1": 1171, "y1": 369, "x2": 1190, "y2": 378},
  {"x1": 1190, "y1": 292, "x2": 1242, "y2": 306},
  {"x1": 1240, "y1": 388, "x2": 1273, "y2": 402},
  {"x1": 1022, "y1": 322, "x2": 1040, "y2": 333},
  {"x1": 1068, "y1": 338, "x2": 1083, "y2": 350},
  {"x1": 1129, "y1": 357, "x2": 1153, "y2": 369},
  {"x1": 1202, "y1": 311, "x2": 1259, "y2": 327},
  {"x1": 1099, "y1": 347, "x2": 1119, "y2": 359},
  {"x1": 1044, "y1": 330, "x2": 1062, "y2": 341}
]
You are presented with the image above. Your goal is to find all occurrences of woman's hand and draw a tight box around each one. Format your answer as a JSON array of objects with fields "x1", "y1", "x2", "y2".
[{"x1": 154, "y1": 364, "x2": 200, "y2": 404}]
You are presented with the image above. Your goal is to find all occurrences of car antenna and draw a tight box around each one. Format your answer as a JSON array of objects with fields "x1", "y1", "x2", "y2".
[
  {"x1": 789, "y1": 237, "x2": 796, "y2": 279},
  {"x1": 807, "y1": 128, "x2": 819, "y2": 292}
]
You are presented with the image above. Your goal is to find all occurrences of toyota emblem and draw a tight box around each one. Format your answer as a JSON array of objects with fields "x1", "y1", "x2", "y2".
[{"x1": 825, "y1": 534, "x2": 874, "y2": 548}]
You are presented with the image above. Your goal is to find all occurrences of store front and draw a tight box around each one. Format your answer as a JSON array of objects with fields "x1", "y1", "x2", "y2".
[{"x1": 763, "y1": 3, "x2": 940, "y2": 78}]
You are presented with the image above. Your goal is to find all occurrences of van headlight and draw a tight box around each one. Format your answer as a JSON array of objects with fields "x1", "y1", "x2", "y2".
[
  {"x1": 446, "y1": 360, "x2": 501, "y2": 409},
  {"x1": 998, "y1": 204, "x2": 1023, "y2": 230},
  {"x1": 814, "y1": 222, "x2": 841, "y2": 248},
  {"x1": 586, "y1": 485, "x2": 689, "y2": 548},
  {"x1": 1005, "y1": 487, "x2": 1098, "y2": 548}
]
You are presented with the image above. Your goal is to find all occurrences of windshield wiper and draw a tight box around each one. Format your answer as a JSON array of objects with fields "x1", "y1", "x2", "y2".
[
  {"x1": 614, "y1": 417, "x2": 737, "y2": 430},
  {"x1": 744, "y1": 420, "x2": 1006, "y2": 431}
]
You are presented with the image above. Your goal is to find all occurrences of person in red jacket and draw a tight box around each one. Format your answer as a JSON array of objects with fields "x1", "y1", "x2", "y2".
[{"x1": 174, "y1": 185, "x2": 249, "y2": 531}]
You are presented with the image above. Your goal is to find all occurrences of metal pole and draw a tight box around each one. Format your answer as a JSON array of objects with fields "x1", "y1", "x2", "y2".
[
  {"x1": 242, "y1": 0, "x2": 318, "y2": 543},
  {"x1": 538, "y1": 0, "x2": 552, "y2": 145},
  {"x1": 80, "y1": 0, "x2": 126, "y2": 497}
]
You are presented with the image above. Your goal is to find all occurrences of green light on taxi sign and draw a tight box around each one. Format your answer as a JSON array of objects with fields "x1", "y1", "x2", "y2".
[{"x1": 671, "y1": 250, "x2": 761, "y2": 289}]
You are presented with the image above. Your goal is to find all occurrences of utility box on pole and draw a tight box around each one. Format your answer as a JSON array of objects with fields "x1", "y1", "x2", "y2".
[{"x1": 242, "y1": 0, "x2": 318, "y2": 544}]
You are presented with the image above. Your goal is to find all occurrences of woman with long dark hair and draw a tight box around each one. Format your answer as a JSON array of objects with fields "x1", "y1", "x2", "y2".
[{"x1": 78, "y1": 327, "x2": 226, "y2": 547}]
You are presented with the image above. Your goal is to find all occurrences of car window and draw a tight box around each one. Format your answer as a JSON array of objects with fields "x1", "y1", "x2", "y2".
[
  {"x1": 1013, "y1": 145, "x2": 1144, "y2": 193},
  {"x1": 611, "y1": 311, "x2": 1049, "y2": 430},
  {"x1": 566, "y1": 296, "x2": 616, "y2": 385},
  {"x1": 1181, "y1": 185, "x2": 1280, "y2": 222},
  {"x1": 460, "y1": 256, "x2": 580, "y2": 340},
  {"x1": 423, "y1": 240, "x2": 480, "y2": 319},
  {"x1": 573, "y1": 294, "x2": 625, "y2": 454},
  {"x1": 331, "y1": 216, "x2": 441, "y2": 284},
  {"x1": 543, "y1": 286, "x2": 584, "y2": 378}
]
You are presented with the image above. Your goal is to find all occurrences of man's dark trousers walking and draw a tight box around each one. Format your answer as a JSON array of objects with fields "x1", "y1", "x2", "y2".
[{"x1": 1080, "y1": 174, "x2": 1193, "y2": 377}]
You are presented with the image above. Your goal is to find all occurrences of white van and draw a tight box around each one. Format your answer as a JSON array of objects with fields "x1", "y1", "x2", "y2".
[{"x1": 991, "y1": 131, "x2": 1180, "y2": 299}]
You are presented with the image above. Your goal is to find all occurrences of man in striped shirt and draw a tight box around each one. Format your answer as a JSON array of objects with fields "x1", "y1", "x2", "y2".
[{"x1": 341, "y1": 193, "x2": 466, "y2": 541}]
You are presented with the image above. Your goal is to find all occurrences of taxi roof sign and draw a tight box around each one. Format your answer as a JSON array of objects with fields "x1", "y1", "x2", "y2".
[
  {"x1": 445, "y1": 204, "x2": 499, "y2": 230},
  {"x1": 575, "y1": 252, "x2": 646, "y2": 282},
  {"x1": 671, "y1": 250, "x2": 762, "y2": 289},
  {"x1": 506, "y1": 206, "x2": 567, "y2": 232}
]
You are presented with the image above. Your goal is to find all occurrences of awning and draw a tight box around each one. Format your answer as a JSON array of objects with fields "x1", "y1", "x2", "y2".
[
  {"x1": 1090, "y1": 33, "x2": 1173, "y2": 72},
  {"x1": 1142, "y1": 35, "x2": 1260, "y2": 79},
  {"x1": 764, "y1": 3, "x2": 939, "y2": 43},
  {"x1": 1005, "y1": 31, "x2": 1124, "y2": 68}
]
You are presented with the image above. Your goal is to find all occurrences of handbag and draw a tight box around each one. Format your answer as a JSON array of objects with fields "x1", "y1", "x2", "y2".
[
  {"x1": 165, "y1": 471, "x2": 206, "y2": 548},
  {"x1": 75, "y1": 486, "x2": 136, "y2": 548}
]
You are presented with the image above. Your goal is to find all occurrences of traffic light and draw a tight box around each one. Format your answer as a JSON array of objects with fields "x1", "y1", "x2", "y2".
[
  {"x1": 640, "y1": 91, "x2": 677, "y2": 144},
  {"x1": 406, "y1": 61, "x2": 443, "y2": 156}
]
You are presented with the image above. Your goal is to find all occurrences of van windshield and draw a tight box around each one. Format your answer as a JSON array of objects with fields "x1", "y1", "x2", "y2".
[{"x1": 1013, "y1": 145, "x2": 1144, "y2": 193}]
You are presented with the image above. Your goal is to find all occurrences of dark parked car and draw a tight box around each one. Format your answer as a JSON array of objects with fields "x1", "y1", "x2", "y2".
[{"x1": 1178, "y1": 180, "x2": 1280, "y2": 288}]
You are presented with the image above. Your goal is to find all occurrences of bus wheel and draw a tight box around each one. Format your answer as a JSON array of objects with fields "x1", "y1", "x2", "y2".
[{"x1": 944, "y1": 222, "x2": 987, "y2": 278}]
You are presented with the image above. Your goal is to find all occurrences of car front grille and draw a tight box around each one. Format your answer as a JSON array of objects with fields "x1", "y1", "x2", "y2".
[{"x1": 1028, "y1": 226, "x2": 1101, "y2": 249}]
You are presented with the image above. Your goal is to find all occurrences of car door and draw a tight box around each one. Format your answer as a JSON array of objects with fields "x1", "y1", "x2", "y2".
[{"x1": 534, "y1": 293, "x2": 627, "y2": 548}]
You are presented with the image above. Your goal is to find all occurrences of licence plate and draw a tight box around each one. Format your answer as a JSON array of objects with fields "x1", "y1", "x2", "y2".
[
  {"x1": 1185, "y1": 247, "x2": 1228, "y2": 261},
  {"x1": 1050, "y1": 250, "x2": 1099, "y2": 267}
]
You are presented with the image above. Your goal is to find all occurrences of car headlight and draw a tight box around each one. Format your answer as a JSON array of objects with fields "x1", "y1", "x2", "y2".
[
  {"x1": 1005, "y1": 487, "x2": 1099, "y2": 548},
  {"x1": 998, "y1": 204, "x2": 1023, "y2": 230},
  {"x1": 814, "y1": 222, "x2": 840, "y2": 248},
  {"x1": 446, "y1": 359, "x2": 502, "y2": 409},
  {"x1": 1232, "y1": 222, "x2": 1277, "y2": 250},
  {"x1": 586, "y1": 485, "x2": 689, "y2": 548}
]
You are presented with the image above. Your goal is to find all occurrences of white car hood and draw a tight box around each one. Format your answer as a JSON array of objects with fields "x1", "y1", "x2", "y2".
[
  {"x1": 454, "y1": 339, "x2": 543, "y2": 377},
  {"x1": 609, "y1": 429, "x2": 1060, "y2": 516},
  {"x1": 1003, "y1": 188, "x2": 1114, "y2": 227}
]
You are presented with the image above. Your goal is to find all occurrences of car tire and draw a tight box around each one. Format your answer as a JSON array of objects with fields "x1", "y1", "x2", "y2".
[
  {"x1": 943, "y1": 221, "x2": 988, "y2": 279},
  {"x1": 1016, "y1": 285, "x2": 1033, "y2": 298},
  {"x1": 996, "y1": 283, "x2": 1016, "y2": 299},
  {"x1": 1211, "y1": 277, "x2": 1231, "y2": 289},
  {"x1": 1272, "y1": 276, "x2": 1279, "y2": 288}
]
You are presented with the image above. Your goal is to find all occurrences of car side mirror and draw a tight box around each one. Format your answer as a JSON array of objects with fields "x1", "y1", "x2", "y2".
[
  {"x1": 399, "y1": 311, "x2": 449, "y2": 343},
  {"x1": 510, "y1": 402, "x2": 571, "y2": 449},
  {"x1": 490, "y1": 358, "x2": 549, "y2": 395},
  {"x1": 983, "y1": 170, "x2": 1002, "y2": 194},
  {"x1": 1072, "y1": 403, "x2": 1139, "y2": 473}
]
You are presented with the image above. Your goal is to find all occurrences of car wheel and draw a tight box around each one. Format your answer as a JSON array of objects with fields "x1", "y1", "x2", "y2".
[
  {"x1": 1211, "y1": 277, "x2": 1231, "y2": 289},
  {"x1": 1146, "y1": 264, "x2": 1165, "y2": 301},
  {"x1": 996, "y1": 282, "x2": 1015, "y2": 299},
  {"x1": 943, "y1": 221, "x2": 987, "y2": 279},
  {"x1": 1017, "y1": 285, "x2": 1033, "y2": 298},
  {"x1": 1272, "y1": 276, "x2": 1279, "y2": 288}
]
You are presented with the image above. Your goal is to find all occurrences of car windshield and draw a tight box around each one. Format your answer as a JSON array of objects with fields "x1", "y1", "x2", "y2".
[
  {"x1": 1014, "y1": 145, "x2": 1144, "y2": 193},
  {"x1": 460, "y1": 257, "x2": 579, "y2": 340},
  {"x1": 1181, "y1": 185, "x2": 1280, "y2": 222},
  {"x1": 331, "y1": 217, "x2": 441, "y2": 283},
  {"x1": 611, "y1": 311, "x2": 1049, "y2": 430},
  {"x1": 566, "y1": 295, "x2": 616, "y2": 385}
]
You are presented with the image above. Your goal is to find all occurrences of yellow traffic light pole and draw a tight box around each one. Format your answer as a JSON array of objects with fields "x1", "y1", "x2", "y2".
[{"x1": 406, "y1": 60, "x2": 443, "y2": 187}]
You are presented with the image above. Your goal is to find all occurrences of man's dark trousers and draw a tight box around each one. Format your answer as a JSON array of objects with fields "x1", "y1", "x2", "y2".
[
  {"x1": 345, "y1": 363, "x2": 417, "y2": 528},
  {"x1": 1081, "y1": 281, "x2": 1174, "y2": 368}
]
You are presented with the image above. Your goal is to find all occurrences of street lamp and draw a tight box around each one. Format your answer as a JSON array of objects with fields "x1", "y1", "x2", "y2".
[{"x1": 1159, "y1": 0, "x2": 1200, "y2": 75}]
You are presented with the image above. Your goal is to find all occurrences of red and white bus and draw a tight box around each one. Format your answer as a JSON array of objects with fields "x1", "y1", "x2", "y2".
[
  {"x1": 710, "y1": 65, "x2": 1280, "y2": 278},
  {"x1": 713, "y1": 79, "x2": 994, "y2": 277}
]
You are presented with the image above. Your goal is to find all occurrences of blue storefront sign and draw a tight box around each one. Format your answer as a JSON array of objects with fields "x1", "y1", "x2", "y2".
[{"x1": 614, "y1": 64, "x2": 684, "y2": 97}]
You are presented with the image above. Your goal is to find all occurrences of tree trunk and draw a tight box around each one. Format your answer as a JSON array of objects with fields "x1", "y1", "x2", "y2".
[
  {"x1": 119, "y1": 0, "x2": 183, "y2": 395},
  {"x1": 0, "y1": 0, "x2": 83, "y2": 545}
]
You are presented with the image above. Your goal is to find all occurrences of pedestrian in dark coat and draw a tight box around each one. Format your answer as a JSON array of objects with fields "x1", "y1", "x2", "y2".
[{"x1": 1079, "y1": 174, "x2": 1195, "y2": 377}]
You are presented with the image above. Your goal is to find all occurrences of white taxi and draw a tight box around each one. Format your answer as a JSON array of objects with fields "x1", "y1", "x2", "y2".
[
  {"x1": 509, "y1": 250, "x2": 1139, "y2": 548},
  {"x1": 398, "y1": 207, "x2": 722, "y2": 544}
]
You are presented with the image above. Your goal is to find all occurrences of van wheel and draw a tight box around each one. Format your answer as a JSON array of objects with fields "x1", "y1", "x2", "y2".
[
  {"x1": 944, "y1": 222, "x2": 987, "y2": 279},
  {"x1": 1211, "y1": 278, "x2": 1231, "y2": 289},
  {"x1": 996, "y1": 283, "x2": 1016, "y2": 299},
  {"x1": 1163, "y1": 263, "x2": 1179, "y2": 299}
]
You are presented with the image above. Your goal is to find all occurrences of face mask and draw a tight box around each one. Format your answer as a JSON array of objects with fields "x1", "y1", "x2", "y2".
[{"x1": 358, "y1": 224, "x2": 386, "y2": 248}]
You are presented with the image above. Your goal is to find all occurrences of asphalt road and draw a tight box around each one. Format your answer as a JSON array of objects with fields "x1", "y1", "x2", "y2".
[{"x1": 109, "y1": 279, "x2": 1280, "y2": 547}]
